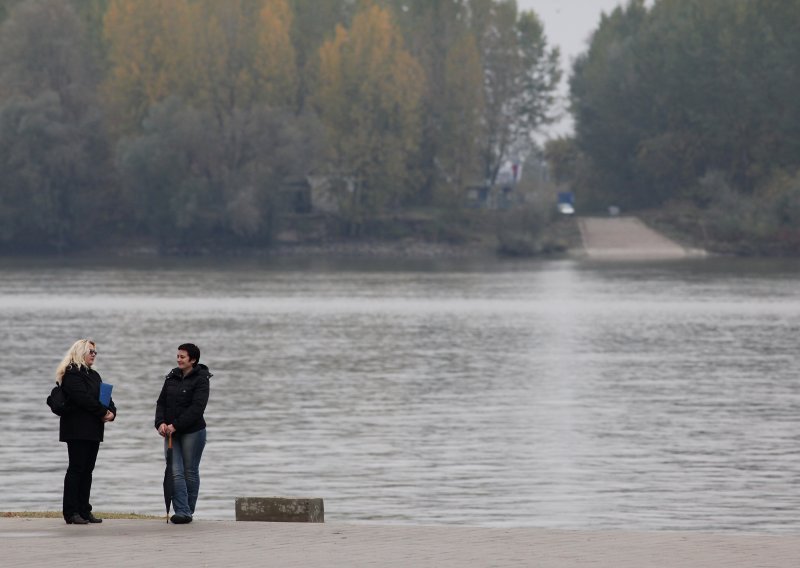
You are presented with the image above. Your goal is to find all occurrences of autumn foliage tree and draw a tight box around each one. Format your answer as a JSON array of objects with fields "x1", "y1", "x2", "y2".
[
  {"x1": 103, "y1": 0, "x2": 299, "y2": 133},
  {"x1": 183, "y1": 0, "x2": 298, "y2": 116},
  {"x1": 313, "y1": 1, "x2": 425, "y2": 230},
  {"x1": 104, "y1": 0, "x2": 314, "y2": 245},
  {"x1": 0, "y1": 0, "x2": 566, "y2": 252},
  {"x1": 287, "y1": 0, "x2": 353, "y2": 108},
  {"x1": 387, "y1": 0, "x2": 483, "y2": 203},
  {"x1": 391, "y1": 0, "x2": 559, "y2": 201},
  {"x1": 102, "y1": 0, "x2": 191, "y2": 134},
  {"x1": 440, "y1": 33, "x2": 485, "y2": 195},
  {"x1": 254, "y1": 0, "x2": 299, "y2": 108}
]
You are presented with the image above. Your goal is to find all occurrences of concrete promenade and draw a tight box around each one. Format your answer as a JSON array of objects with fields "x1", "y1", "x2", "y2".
[{"x1": 2, "y1": 517, "x2": 799, "y2": 567}]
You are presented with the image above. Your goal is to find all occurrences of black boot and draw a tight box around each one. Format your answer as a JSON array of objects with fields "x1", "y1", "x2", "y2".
[{"x1": 82, "y1": 513, "x2": 102, "y2": 523}]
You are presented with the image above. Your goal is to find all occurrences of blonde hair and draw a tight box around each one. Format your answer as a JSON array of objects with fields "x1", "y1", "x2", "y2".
[{"x1": 55, "y1": 339, "x2": 96, "y2": 384}]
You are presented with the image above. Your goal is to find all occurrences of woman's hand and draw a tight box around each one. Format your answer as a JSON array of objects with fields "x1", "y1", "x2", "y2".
[
  {"x1": 157, "y1": 423, "x2": 176, "y2": 437},
  {"x1": 103, "y1": 410, "x2": 115, "y2": 422}
]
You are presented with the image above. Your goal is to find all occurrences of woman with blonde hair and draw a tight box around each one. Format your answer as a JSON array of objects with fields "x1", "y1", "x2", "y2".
[{"x1": 56, "y1": 339, "x2": 116, "y2": 525}]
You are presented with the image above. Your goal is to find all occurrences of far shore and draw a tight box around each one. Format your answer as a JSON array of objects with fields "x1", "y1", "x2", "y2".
[
  {"x1": 9, "y1": 212, "x2": 798, "y2": 261},
  {"x1": 43, "y1": 238, "x2": 529, "y2": 261}
]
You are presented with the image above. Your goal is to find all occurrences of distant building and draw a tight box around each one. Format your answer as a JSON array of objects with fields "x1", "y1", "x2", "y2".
[
  {"x1": 464, "y1": 159, "x2": 535, "y2": 209},
  {"x1": 277, "y1": 176, "x2": 312, "y2": 214}
]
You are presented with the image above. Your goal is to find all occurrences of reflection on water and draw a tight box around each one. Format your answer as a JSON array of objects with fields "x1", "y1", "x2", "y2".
[{"x1": 1, "y1": 256, "x2": 799, "y2": 532}]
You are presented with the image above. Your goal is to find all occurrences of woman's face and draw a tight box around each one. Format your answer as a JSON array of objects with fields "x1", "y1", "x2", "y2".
[
  {"x1": 85, "y1": 345, "x2": 97, "y2": 366},
  {"x1": 176, "y1": 349, "x2": 194, "y2": 372}
]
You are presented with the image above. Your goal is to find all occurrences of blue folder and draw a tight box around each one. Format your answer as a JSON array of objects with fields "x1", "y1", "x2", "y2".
[{"x1": 99, "y1": 383, "x2": 113, "y2": 407}]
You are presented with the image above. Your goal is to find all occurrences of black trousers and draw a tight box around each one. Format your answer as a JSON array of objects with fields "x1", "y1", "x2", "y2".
[{"x1": 63, "y1": 440, "x2": 100, "y2": 519}]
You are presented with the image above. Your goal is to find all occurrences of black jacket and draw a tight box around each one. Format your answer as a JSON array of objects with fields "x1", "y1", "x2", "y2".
[
  {"x1": 59, "y1": 365, "x2": 116, "y2": 442},
  {"x1": 155, "y1": 364, "x2": 211, "y2": 434}
]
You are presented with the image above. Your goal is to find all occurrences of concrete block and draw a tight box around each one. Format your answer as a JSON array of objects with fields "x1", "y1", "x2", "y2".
[{"x1": 235, "y1": 497, "x2": 324, "y2": 523}]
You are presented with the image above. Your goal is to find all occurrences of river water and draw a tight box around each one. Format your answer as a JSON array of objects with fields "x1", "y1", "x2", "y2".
[{"x1": 1, "y1": 255, "x2": 799, "y2": 532}]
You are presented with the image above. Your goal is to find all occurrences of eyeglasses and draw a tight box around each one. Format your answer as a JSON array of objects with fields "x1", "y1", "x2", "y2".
[{"x1": 88, "y1": 350, "x2": 97, "y2": 356}]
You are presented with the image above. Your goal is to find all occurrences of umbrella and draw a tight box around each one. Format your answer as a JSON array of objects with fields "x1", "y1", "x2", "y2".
[{"x1": 163, "y1": 433, "x2": 173, "y2": 523}]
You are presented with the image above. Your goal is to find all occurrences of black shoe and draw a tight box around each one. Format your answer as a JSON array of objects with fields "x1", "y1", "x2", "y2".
[
  {"x1": 170, "y1": 514, "x2": 192, "y2": 524},
  {"x1": 82, "y1": 513, "x2": 102, "y2": 523},
  {"x1": 65, "y1": 513, "x2": 89, "y2": 525}
]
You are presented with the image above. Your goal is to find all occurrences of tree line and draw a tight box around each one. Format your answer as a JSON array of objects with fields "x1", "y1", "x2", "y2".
[
  {"x1": 0, "y1": 0, "x2": 560, "y2": 252},
  {"x1": 549, "y1": 0, "x2": 800, "y2": 253}
]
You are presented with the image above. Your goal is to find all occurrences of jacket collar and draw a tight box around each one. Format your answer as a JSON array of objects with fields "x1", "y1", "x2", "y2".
[{"x1": 167, "y1": 363, "x2": 211, "y2": 380}]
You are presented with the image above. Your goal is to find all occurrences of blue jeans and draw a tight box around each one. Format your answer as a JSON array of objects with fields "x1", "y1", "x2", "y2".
[{"x1": 166, "y1": 429, "x2": 206, "y2": 517}]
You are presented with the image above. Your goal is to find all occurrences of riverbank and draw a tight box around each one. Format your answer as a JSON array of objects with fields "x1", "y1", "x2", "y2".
[
  {"x1": 2, "y1": 517, "x2": 798, "y2": 567},
  {"x1": 8, "y1": 212, "x2": 717, "y2": 262},
  {"x1": 640, "y1": 203, "x2": 800, "y2": 257},
  {"x1": 66, "y1": 211, "x2": 583, "y2": 261},
  {"x1": 268, "y1": 239, "x2": 496, "y2": 259}
]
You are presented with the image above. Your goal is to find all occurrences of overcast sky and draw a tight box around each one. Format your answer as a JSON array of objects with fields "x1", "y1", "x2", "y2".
[{"x1": 516, "y1": 0, "x2": 628, "y2": 137}]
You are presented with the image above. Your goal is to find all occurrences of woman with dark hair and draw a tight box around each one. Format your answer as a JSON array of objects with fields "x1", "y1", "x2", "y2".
[
  {"x1": 155, "y1": 343, "x2": 211, "y2": 524},
  {"x1": 56, "y1": 339, "x2": 116, "y2": 525}
]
